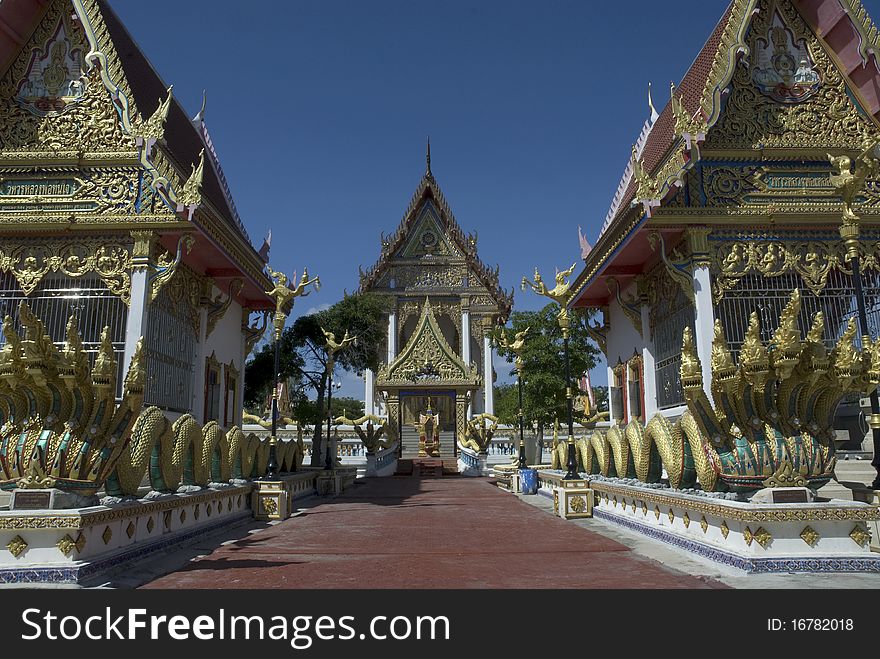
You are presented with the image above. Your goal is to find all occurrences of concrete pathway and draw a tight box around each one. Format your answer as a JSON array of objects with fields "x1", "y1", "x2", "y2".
[{"x1": 141, "y1": 476, "x2": 723, "y2": 589}]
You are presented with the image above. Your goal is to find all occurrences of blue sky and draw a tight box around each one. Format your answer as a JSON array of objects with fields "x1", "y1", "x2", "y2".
[{"x1": 112, "y1": 0, "x2": 880, "y2": 399}]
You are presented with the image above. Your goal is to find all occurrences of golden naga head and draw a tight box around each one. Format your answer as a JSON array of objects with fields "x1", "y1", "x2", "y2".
[
  {"x1": 739, "y1": 312, "x2": 769, "y2": 385},
  {"x1": 802, "y1": 312, "x2": 829, "y2": 377},
  {"x1": 710, "y1": 319, "x2": 736, "y2": 383},
  {"x1": 832, "y1": 318, "x2": 864, "y2": 387},
  {"x1": 679, "y1": 327, "x2": 703, "y2": 393},
  {"x1": 769, "y1": 289, "x2": 802, "y2": 380}
]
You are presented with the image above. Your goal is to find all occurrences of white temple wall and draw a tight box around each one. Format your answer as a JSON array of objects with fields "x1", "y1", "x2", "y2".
[{"x1": 200, "y1": 287, "x2": 246, "y2": 429}]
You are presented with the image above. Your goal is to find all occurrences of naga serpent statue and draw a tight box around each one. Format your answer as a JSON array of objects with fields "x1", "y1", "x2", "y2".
[
  {"x1": 0, "y1": 302, "x2": 302, "y2": 498},
  {"x1": 573, "y1": 289, "x2": 879, "y2": 493}
]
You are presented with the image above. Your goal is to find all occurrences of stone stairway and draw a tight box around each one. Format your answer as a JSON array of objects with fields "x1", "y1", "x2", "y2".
[{"x1": 400, "y1": 428, "x2": 457, "y2": 459}]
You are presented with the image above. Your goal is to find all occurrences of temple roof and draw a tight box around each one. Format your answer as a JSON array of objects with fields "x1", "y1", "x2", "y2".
[
  {"x1": 359, "y1": 153, "x2": 513, "y2": 319},
  {"x1": 569, "y1": 0, "x2": 880, "y2": 309},
  {"x1": 95, "y1": 0, "x2": 250, "y2": 243}
]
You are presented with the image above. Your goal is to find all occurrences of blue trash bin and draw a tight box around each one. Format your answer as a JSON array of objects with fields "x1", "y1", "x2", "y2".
[{"x1": 519, "y1": 468, "x2": 538, "y2": 495}]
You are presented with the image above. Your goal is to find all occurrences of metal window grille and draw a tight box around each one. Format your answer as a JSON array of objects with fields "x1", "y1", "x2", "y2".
[
  {"x1": 0, "y1": 271, "x2": 127, "y2": 395},
  {"x1": 714, "y1": 268, "x2": 880, "y2": 358},
  {"x1": 144, "y1": 287, "x2": 196, "y2": 412},
  {"x1": 652, "y1": 284, "x2": 695, "y2": 409}
]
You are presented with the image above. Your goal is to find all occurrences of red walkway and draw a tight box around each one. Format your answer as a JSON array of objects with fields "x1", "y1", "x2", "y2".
[{"x1": 141, "y1": 477, "x2": 724, "y2": 589}]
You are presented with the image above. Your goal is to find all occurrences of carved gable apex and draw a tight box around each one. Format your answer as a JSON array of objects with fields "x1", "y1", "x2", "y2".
[
  {"x1": 377, "y1": 298, "x2": 480, "y2": 387},
  {"x1": 705, "y1": 0, "x2": 876, "y2": 150},
  {"x1": 398, "y1": 201, "x2": 463, "y2": 260},
  {"x1": 0, "y1": 0, "x2": 136, "y2": 156}
]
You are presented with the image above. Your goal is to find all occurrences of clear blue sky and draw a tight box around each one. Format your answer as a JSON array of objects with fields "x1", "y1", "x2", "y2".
[{"x1": 112, "y1": 0, "x2": 880, "y2": 399}]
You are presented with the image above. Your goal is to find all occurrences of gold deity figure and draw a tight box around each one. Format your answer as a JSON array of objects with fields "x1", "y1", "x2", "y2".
[
  {"x1": 496, "y1": 326, "x2": 529, "y2": 370},
  {"x1": 522, "y1": 262, "x2": 577, "y2": 326},
  {"x1": 266, "y1": 266, "x2": 320, "y2": 336},
  {"x1": 828, "y1": 137, "x2": 880, "y2": 224},
  {"x1": 321, "y1": 327, "x2": 357, "y2": 366}
]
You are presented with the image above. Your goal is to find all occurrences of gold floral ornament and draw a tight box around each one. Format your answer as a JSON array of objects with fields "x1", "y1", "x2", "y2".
[
  {"x1": 149, "y1": 234, "x2": 195, "y2": 303},
  {"x1": 570, "y1": 496, "x2": 586, "y2": 513},
  {"x1": 0, "y1": 302, "x2": 146, "y2": 497}
]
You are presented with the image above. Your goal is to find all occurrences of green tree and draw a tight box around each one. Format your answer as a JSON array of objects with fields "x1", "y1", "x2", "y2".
[
  {"x1": 493, "y1": 304, "x2": 600, "y2": 445},
  {"x1": 294, "y1": 293, "x2": 388, "y2": 466},
  {"x1": 244, "y1": 293, "x2": 388, "y2": 466}
]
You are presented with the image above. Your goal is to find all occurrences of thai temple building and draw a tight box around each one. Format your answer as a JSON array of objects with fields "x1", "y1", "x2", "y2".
[
  {"x1": 569, "y1": 0, "x2": 880, "y2": 426},
  {"x1": 0, "y1": 0, "x2": 274, "y2": 426},
  {"x1": 359, "y1": 148, "x2": 512, "y2": 458}
]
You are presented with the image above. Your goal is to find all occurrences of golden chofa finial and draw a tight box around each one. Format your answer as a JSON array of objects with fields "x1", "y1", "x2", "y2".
[
  {"x1": 770, "y1": 289, "x2": 802, "y2": 380},
  {"x1": 710, "y1": 319, "x2": 736, "y2": 381},
  {"x1": 679, "y1": 327, "x2": 703, "y2": 392}
]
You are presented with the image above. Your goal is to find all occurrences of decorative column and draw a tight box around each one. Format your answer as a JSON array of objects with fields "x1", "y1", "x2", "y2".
[
  {"x1": 605, "y1": 364, "x2": 616, "y2": 422},
  {"x1": 387, "y1": 308, "x2": 397, "y2": 364},
  {"x1": 192, "y1": 281, "x2": 210, "y2": 421},
  {"x1": 481, "y1": 316, "x2": 495, "y2": 416},
  {"x1": 640, "y1": 303, "x2": 657, "y2": 420},
  {"x1": 689, "y1": 228, "x2": 714, "y2": 401},
  {"x1": 124, "y1": 231, "x2": 154, "y2": 375},
  {"x1": 364, "y1": 368, "x2": 376, "y2": 416},
  {"x1": 461, "y1": 299, "x2": 471, "y2": 417}
]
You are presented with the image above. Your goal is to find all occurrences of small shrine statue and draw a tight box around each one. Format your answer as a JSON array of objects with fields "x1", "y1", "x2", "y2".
[{"x1": 416, "y1": 397, "x2": 441, "y2": 457}]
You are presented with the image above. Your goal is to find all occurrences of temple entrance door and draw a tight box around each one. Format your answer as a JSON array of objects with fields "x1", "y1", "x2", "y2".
[{"x1": 400, "y1": 392, "x2": 456, "y2": 458}]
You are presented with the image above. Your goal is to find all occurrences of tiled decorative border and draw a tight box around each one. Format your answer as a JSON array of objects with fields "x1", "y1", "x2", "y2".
[
  {"x1": 593, "y1": 509, "x2": 880, "y2": 573},
  {"x1": 0, "y1": 509, "x2": 252, "y2": 584}
]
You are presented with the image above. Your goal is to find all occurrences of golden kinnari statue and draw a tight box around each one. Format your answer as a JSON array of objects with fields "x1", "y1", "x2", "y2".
[
  {"x1": 266, "y1": 266, "x2": 321, "y2": 338},
  {"x1": 321, "y1": 327, "x2": 357, "y2": 368},
  {"x1": 496, "y1": 326, "x2": 529, "y2": 371},
  {"x1": 828, "y1": 136, "x2": 880, "y2": 260},
  {"x1": 522, "y1": 262, "x2": 576, "y2": 332}
]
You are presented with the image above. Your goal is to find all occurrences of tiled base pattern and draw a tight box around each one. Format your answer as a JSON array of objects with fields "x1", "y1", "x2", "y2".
[{"x1": 593, "y1": 508, "x2": 880, "y2": 573}]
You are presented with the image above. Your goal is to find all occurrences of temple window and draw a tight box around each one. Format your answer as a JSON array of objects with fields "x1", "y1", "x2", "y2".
[
  {"x1": 204, "y1": 354, "x2": 221, "y2": 423},
  {"x1": 224, "y1": 362, "x2": 239, "y2": 427},
  {"x1": 714, "y1": 268, "x2": 880, "y2": 355},
  {"x1": 144, "y1": 286, "x2": 196, "y2": 412},
  {"x1": 0, "y1": 271, "x2": 127, "y2": 395},
  {"x1": 627, "y1": 355, "x2": 643, "y2": 422},
  {"x1": 652, "y1": 281, "x2": 694, "y2": 409},
  {"x1": 611, "y1": 360, "x2": 627, "y2": 424}
]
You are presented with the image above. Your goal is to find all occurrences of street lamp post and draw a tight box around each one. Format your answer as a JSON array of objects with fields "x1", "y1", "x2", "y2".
[
  {"x1": 264, "y1": 266, "x2": 320, "y2": 478},
  {"x1": 325, "y1": 378, "x2": 342, "y2": 470},
  {"x1": 495, "y1": 326, "x2": 530, "y2": 468},
  {"x1": 522, "y1": 263, "x2": 579, "y2": 480},
  {"x1": 830, "y1": 143, "x2": 880, "y2": 488},
  {"x1": 321, "y1": 328, "x2": 357, "y2": 471}
]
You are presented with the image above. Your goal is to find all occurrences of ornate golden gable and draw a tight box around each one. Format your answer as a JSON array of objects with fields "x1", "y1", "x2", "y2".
[{"x1": 376, "y1": 298, "x2": 480, "y2": 388}]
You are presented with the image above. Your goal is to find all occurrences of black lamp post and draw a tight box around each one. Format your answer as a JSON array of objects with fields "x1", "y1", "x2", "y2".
[
  {"x1": 266, "y1": 322, "x2": 282, "y2": 479},
  {"x1": 560, "y1": 314, "x2": 579, "y2": 480},
  {"x1": 517, "y1": 370, "x2": 527, "y2": 469},
  {"x1": 831, "y1": 143, "x2": 880, "y2": 489},
  {"x1": 263, "y1": 266, "x2": 320, "y2": 479},
  {"x1": 842, "y1": 223, "x2": 880, "y2": 489},
  {"x1": 325, "y1": 378, "x2": 341, "y2": 470}
]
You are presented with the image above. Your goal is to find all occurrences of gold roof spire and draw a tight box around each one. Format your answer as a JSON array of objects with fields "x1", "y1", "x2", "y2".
[{"x1": 425, "y1": 136, "x2": 433, "y2": 180}]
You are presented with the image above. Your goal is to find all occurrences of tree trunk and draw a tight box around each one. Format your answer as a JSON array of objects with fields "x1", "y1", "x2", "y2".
[{"x1": 310, "y1": 372, "x2": 328, "y2": 467}]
